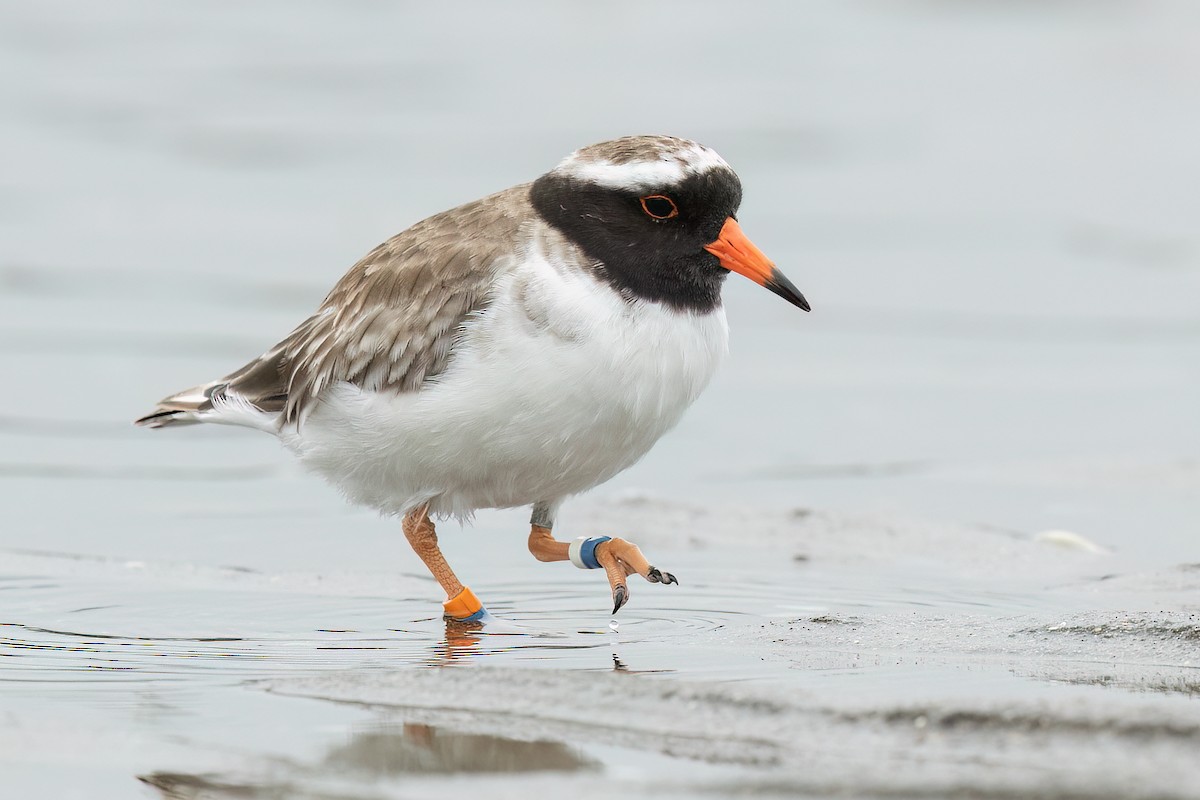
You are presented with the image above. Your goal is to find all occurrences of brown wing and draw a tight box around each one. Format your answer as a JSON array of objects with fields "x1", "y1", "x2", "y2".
[{"x1": 197, "y1": 184, "x2": 531, "y2": 424}]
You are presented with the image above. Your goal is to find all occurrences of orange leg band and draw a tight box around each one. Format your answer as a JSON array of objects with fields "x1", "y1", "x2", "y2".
[{"x1": 443, "y1": 586, "x2": 484, "y2": 621}]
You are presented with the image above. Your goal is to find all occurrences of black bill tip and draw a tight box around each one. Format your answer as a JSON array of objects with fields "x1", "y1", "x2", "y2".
[{"x1": 766, "y1": 268, "x2": 811, "y2": 312}]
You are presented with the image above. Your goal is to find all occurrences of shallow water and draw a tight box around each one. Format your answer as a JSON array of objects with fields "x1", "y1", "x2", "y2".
[
  {"x1": 5, "y1": 509, "x2": 1198, "y2": 798},
  {"x1": 2, "y1": 1, "x2": 1200, "y2": 797}
]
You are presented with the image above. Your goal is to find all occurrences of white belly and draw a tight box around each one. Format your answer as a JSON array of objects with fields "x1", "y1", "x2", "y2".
[{"x1": 282, "y1": 257, "x2": 728, "y2": 519}]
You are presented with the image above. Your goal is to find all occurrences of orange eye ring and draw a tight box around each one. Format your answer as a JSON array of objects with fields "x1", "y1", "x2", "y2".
[{"x1": 640, "y1": 194, "x2": 679, "y2": 220}]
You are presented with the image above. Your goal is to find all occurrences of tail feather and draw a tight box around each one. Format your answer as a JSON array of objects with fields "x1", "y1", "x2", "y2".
[
  {"x1": 135, "y1": 342, "x2": 288, "y2": 431},
  {"x1": 133, "y1": 381, "x2": 224, "y2": 429},
  {"x1": 132, "y1": 409, "x2": 199, "y2": 429}
]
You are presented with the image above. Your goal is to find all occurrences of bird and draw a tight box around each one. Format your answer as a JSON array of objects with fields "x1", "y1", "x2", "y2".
[{"x1": 135, "y1": 135, "x2": 809, "y2": 621}]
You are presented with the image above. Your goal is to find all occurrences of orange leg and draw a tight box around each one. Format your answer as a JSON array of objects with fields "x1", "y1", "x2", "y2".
[
  {"x1": 528, "y1": 524, "x2": 569, "y2": 562},
  {"x1": 527, "y1": 513, "x2": 677, "y2": 614},
  {"x1": 403, "y1": 505, "x2": 484, "y2": 621}
]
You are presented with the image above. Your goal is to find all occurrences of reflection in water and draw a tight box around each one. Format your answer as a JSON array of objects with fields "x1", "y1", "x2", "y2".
[
  {"x1": 429, "y1": 616, "x2": 486, "y2": 665},
  {"x1": 140, "y1": 722, "x2": 596, "y2": 798},
  {"x1": 324, "y1": 723, "x2": 596, "y2": 775},
  {"x1": 429, "y1": 616, "x2": 671, "y2": 675},
  {"x1": 140, "y1": 772, "x2": 273, "y2": 800}
]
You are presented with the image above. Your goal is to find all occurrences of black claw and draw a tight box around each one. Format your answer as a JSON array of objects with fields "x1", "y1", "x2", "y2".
[
  {"x1": 662, "y1": 572, "x2": 679, "y2": 586},
  {"x1": 612, "y1": 585, "x2": 628, "y2": 614}
]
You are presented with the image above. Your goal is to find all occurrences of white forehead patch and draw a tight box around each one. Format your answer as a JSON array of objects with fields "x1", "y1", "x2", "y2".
[{"x1": 554, "y1": 142, "x2": 730, "y2": 192}]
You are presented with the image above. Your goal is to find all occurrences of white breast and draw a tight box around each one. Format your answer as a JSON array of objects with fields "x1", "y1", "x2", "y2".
[{"x1": 283, "y1": 237, "x2": 729, "y2": 519}]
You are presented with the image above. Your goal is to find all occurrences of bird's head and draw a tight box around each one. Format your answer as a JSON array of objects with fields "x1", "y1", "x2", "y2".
[{"x1": 530, "y1": 135, "x2": 809, "y2": 313}]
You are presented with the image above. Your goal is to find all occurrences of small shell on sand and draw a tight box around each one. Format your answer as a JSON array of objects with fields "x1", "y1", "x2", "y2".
[{"x1": 1035, "y1": 530, "x2": 1108, "y2": 554}]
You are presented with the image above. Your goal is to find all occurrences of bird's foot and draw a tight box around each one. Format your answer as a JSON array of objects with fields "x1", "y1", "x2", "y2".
[{"x1": 591, "y1": 537, "x2": 678, "y2": 614}]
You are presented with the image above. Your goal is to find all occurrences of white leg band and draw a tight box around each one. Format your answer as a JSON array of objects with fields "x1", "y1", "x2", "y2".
[
  {"x1": 568, "y1": 535, "x2": 611, "y2": 570},
  {"x1": 568, "y1": 537, "x2": 589, "y2": 569}
]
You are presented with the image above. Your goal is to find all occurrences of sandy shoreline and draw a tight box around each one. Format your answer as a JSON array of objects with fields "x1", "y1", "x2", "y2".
[{"x1": 4, "y1": 497, "x2": 1198, "y2": 798}]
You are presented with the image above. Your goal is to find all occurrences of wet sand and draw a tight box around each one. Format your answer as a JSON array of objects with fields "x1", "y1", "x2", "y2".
[
  {"x1": 5, "y1": 501, "x2": 1199, "y2": 798},
  {"x1": 2, "y1": 1, "x2": 1199, "y2": 797}
]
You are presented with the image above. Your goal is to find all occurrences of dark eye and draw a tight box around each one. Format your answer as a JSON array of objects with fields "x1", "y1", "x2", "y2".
[{"x1": 639, "y1": 194, "x2": 679, "y2": 220}]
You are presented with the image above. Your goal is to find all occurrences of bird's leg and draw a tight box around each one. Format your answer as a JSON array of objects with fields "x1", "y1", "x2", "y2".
[
  {"x1": 402, "y1": 505, "x2": 462, "y2": 596},
  {"x1": 527, "y1": 503, "x2": 677, "y2": 614},
  {"x1": 402, "y1": 505, "x2": 485, "y2": 621},
  {"x1": 527, "y1": 502, "x2": 569, "y2": 562},
  {"x1": 527, "y1": 525, "x2": 569, "y2": 562}
]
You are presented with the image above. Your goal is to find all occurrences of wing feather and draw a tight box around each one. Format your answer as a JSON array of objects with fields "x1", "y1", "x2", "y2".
[{"x1": 221, "y1": 185, "x2": 531, "y2": 423}]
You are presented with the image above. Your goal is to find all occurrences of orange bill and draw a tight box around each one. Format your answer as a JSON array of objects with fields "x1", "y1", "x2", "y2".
[{"x1": 704, "y1": 217, "x2": 810, "y2": 311}]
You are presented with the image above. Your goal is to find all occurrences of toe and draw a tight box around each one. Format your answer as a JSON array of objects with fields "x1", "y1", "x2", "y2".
[
  {"x1": 648, "y1": 566, "x2": 678, "y2": 586},
  {"x1": 595, "y1": 539, "x2": 678, "y2": 613},
  {"x1": 612, "y1": 584, "x2": 628, "y2": 614},
  {"x1": 596, "y1": 540, "x2": 631, "y2": 614}
]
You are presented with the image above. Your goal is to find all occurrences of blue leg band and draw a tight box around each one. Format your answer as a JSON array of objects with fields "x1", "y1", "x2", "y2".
[{"x1": 569, "y1": 536, "x2": 612, "y2": 570}]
